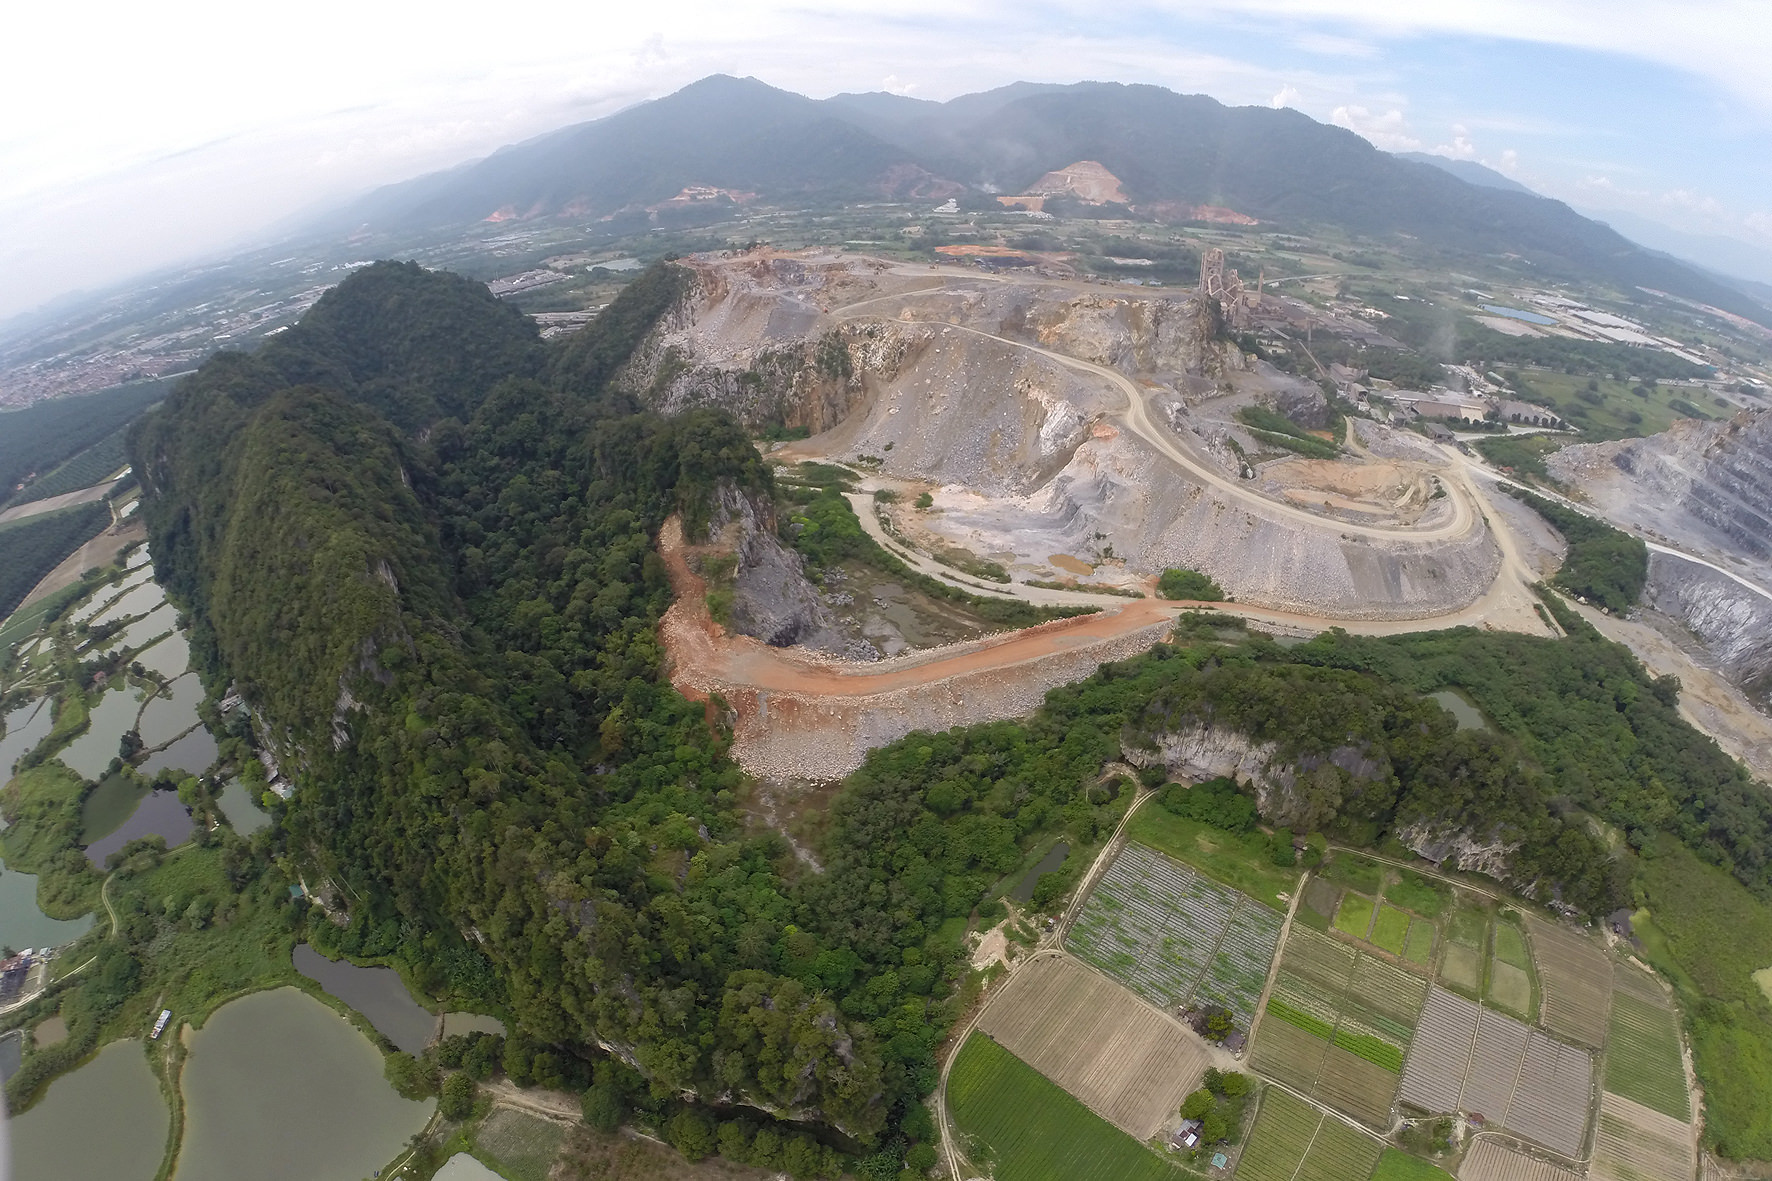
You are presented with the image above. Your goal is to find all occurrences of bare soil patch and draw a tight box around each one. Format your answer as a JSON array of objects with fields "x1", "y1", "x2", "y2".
[{"x1": 1461, "y1": 1139, "x2": 1582, "y2": 1181}]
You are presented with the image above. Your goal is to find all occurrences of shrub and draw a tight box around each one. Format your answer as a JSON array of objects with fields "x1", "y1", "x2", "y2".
[
  {"x1": 439, "y1": 1071, "x2": 477, "y2": 1120},
  {"x1": 1157, "y1": 568, "x2": 1226, "y2": 601}
]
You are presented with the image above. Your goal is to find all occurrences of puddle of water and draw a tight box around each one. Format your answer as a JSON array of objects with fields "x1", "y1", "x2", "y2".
[
  {"x1": 176, "y1": 987, "x2": 433, "y2": 1181},
  {"x1": 1010, "y1": 842, "x2": 1070, "y2": 902},
  {"x1": 9, "y1": 1038, "x2": 168, "y2": 1181},
  {"x1": 441, "y1": 1012, "x2": 506, "y2": 1039},
  {"x1": 1049, "y1": 553, "x2": 1095, "y2": 576},
  {"x1": 34, "y1": 1014, "x2": 67, "y2": 1046},
  {"x1": 133, "y1": 631, "x2": 190, "y2": 680},
  {"x1": 84, "y1": 789, "x2": 193, "y2": 866},
  {"x1": 217, "y1": 779, "x2": 270, "y2": 835},
  {"x1": 1428, "y1": 688, "x2": 1490, "y2": 731},
  {"x1": 137, "y1": 672, "x2": 203, "y2": 748},
  {"x1": 137, "y1": 726, "x2": 218, "y2": 779},
  {"x1": 89, "y1": 581, "x2": 167, "y2": 630},
  {"x1": 57, "y1": 683, "x2": 147, "y2": 781},
  {"x1": 292, "y1": 944, "x2": 435, "y2": 1053},
  {"x1": 0, "y1": 696, "x2": 53, "y2": 778}
]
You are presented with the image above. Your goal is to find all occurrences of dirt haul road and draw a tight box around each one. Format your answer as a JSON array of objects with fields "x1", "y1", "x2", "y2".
[{"x1": 659, "y1": 497, "x2": 1551, "y2": 781}]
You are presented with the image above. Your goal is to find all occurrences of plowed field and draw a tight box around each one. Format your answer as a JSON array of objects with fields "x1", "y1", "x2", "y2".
[
  {"x1": 1591, "y1": 1091, "x2": 1694, "y2": 1181},
  {"x1": 1460, "y1": 1140, "x2": 1582, "y2": 1181},
  {"x1": 1525, "y1": 916, "x2": 1611, "y2": 1048},
  {"x1": 977, "y1": 954, "x2": 1208, "y2": 1139}
]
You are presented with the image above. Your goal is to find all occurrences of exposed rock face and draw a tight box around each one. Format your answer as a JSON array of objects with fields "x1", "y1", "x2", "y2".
[
  {"x1": 707, "y1": 487, "x2": 853, "y2": 656},
  {"x1": 1642, "y1": 550, "x2": 1772, "y2": 706},
  {"x1": 1393, "y1": 820, "x2": 1519, "y2": 881},
  {"x1": 1549, "y1": 410, "x2": 1772, "y2": 586},
  {"x1": 1123, "y1": 723, "x2": 1392, "y2": 831}
]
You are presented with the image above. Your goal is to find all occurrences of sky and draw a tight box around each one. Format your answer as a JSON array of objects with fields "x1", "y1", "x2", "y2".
[{"x1": 3, "y1": 0, "x2": 1771, "y2": 320}]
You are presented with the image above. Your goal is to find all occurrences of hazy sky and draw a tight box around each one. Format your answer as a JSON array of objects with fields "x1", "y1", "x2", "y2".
[{"x1": 3, "y1": 0, "x2": 1770, "y2": 320}]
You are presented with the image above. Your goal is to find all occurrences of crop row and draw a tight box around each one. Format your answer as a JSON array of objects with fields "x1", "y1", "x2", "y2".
[{"x1": 1235, "y1": 1088, "x2": 1322, "y2": 1181}]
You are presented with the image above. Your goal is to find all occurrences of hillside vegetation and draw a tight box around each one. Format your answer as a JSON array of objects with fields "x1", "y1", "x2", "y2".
[{"x1": 124, "y1": 258, "x2": 1772, "y2": 1168}]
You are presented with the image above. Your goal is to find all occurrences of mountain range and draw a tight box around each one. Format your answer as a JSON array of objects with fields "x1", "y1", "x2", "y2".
[{"x1": 327, "y1": 75, "x2": 1771, "y2": 326}]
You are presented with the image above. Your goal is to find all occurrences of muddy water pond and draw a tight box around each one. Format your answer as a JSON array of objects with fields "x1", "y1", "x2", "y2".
[
  {"x1": 435, "y1": 1153, "x2": 505, "y2": 1181},
  {"x1": 176, "y1": 987, "x2": 433, "y2": 1181},
  {"x1": 0, "y1": 696, "x2": 53, "y2": 778},
  {"x1": 216, "y1": 779, "x2": 269, "y2": 835},
  {"x1": 58, "y1": 683, "x2": 146, "y2": 781},
  {"x1": 0, "y1": 1029, "x2": 21, "y2": 1083},
  {"x1": 0, "y1": 859, "x2": 94, "y2": 949},
  {"x1": 442, "y1": 1011, "x2": 506, "y2": 1039},
  {"x1": 137, "y1": 726, "x2": 218, "y2": 778},
  {"x1": 9, "y1": 1038, "x2": 168, "y2": 1181},
  {"x1": 1428, "y1": 688, "x2": 1490, "y2": 731},
  {"x1": 293, "y1": 944, "x2": 435, "y2": 1053},
  {"x1": 1011, "y1": 842, "x2": 1070, "y2": 902},
  {"x1": 84, "y1": 788, "x2": 192, "y2": 866}
]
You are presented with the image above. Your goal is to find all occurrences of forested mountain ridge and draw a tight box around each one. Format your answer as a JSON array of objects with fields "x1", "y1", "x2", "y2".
[{"x1": 324, "y1": 75, "x2": 1770, "y2": 327}]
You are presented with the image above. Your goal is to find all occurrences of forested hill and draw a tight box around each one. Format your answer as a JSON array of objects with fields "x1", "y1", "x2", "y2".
[{"x1": 323, "y1": 75, "x2": 1771, "y2": 327}]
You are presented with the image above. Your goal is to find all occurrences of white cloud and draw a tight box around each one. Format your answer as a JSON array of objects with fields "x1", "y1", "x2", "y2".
[
  {"x1": 1430, "y1": 123, "x2": 1477, "y2": 159},
  {"x1": 1496, "y1": 148, "x2": 1520, "y2": 173},
  {"x1": 883, "y1": 75, "x2": 919, "y2": 96},
  {"x1": 1271, "y1": 85, "x2": 1302, "y2": 108},
  {"x1": 1330, "y1": 104, "x2": 1420, "y2": 150}
]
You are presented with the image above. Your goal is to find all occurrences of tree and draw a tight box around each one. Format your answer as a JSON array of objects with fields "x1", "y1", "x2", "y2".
[
  {"x1": 1180, "y1": 1088, "x2": 1215, "y2": 1119},
  {"x1": 383, "y1": 1051, "x2": 434, "y2": 1099},
  {"x1": 666, "y1": 1109, "x2": 717, "y2": 1162},
  {"x1": 439, "y1": 1071, "x2": 477, "y2": 1120},
  {"x1": 581, "y1": 1080, "x2": 625, "y2": 1132},
  {"x1": 1270, "y1": 827, "x2": 1297, "y2": 866},
  {"x1": 1201, "y1": 1109, "x2": 1229, "y2": 1143}
]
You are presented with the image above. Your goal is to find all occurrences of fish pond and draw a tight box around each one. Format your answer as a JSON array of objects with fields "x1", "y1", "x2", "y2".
[
  {"x1": 137, "y1": 725, "x2": 218, "y2": 778},
  {"x1": 0, "y1": 859, "x2": 94, "y2": 949},
  {"x1": 9, "y1": 1038, "x2": 168, "y2": 1181},
  {"x1": 216, "y1": 779, "x2": 270, "y2": 835},
  {"x1": 57, "y1": 682, "x2": 146, "y2": 781},
  {"x1": 1428, "y1": 688, "x2": 1490, "y2": 731},
  {"x1": 293, "y1": 943, "x2": 436, "y2": 1053},
  {"x1": 175, "y1": 987, "x2": 433, "y2": 1181},
  {"x1": 1010, "y1": 842, "x2": 1070, "y2": 902},
  {"x1": 84, "y1": 787, "x2": 193, "y2": 866},
  {"x1": 0, "y1": 696, "x2": 54, "y2": 778}
]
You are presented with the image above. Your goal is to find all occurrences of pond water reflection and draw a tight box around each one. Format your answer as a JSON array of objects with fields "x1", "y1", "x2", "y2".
[
  {"x1": 293, "y1": 944, "x2": 435, "y2": 1053},
  {"x1": 176, "y1": 987, "x2": 433, "y2": 1181},
  {"x1": 136, "y1": 672, "x2": 203, "y2": 748},
  {"x1": 137, "y1": 726, "x2": 218, "y2": 778},
  {"x1": 58, "y1": 683, "x2": 145, "y2": 781},
  {"x1": 133, "y1": 631, "x2": 190, "y2": 680},
  {"x1": 9, "y1": 1038, "x2": 168, "y2": 1181},
  {"x1": 217, "y1": 779, "x2": 269, "y2": 835},
  {"x1": 1428, "y1": 688, "x2": 1490, "y2": 731},
  {"x1": 0, "y1": 696, "x2": 53, "y2": 778},
  {"x1": 0, "y1": 859, "x2": 95, "y2": 949},
  {"x1": 84, "y1": 789, "x2": 192, "y2": 866}
]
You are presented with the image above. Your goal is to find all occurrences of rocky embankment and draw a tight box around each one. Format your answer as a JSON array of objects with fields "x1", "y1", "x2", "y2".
[{"x1": 1641, "y1": 550, "x2": 1772, "y2": 708}]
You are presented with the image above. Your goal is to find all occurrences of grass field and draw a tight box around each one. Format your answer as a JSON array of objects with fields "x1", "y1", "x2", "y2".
[
  {"x1": 471, "y1": 1106, "x2": 569, "y2": 1181},
  {"x1": 1493, "y1": 922, "x2": 1531, "y2": 970},
  {"x1": 1402, "y1": 921, "x2": 1436, "y2": 966},
  {"x1": 1440, "y1": 943, "x2": 1482, "y2": 994},
  {"x1": 1370, "y1": 1148, "x2": 1454, "y2": 1180},
  {"x1": 948, "y1": 1034, "x2": 1183, "y2": 1181},
  {"x1": 1605, "y1": 992, "x2": 1690, "y2": 1121},
  {"x1": 1487, "y1": 960, "x2": 1533, "y2": 1016},
  {"x1": 1124, "y1": 808, "x2": 1296, "y2": 910},
  {"x1": 1446, "y1": 903, "x2": 1488, "y2": 948},
  {"x1": 1335, "y1": 893, "x2": 1376, "y2": 939},
  {"x1": 1371, "y1": 906, "x2": 1410, "y2": 955},
  {"x1": 1384, "y1": 871, "x2": 1450, "y2": 919},
  {"x1": 1320, "y1": 852, "x2": 1385, "y2": 894}
]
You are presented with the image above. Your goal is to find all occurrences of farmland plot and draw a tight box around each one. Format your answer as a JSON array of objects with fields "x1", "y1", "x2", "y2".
[
  {"x1": 948, "y1": 1033, "x2": 1184, "y2": 1181},
  {"x1": 1311, "y1": 1045, "x2": 1398, "y2": 1126},
  {"x1": 1290, "y1": 1115, "x2": 1382, "y2": 1181},
  {"x1": 1591, "y1": 1091, "x2": 1695, "y2": 1181},
  {"x1": 1397, "y1": 987, "x2": 1593, "y2": 1155},
  {"x1": 1235, "y1": 1088, "x2": 1382, "y2": 1181},
  {"x1": 1067, "y1": 843, "x2": 1280, "y2": 1025},
  {"x1": 1398, "y1": 988, "x2": 1478, "y2": 1114},
  {"x1": 1604, "y1": 990, "x2": 1689, "y2": 1121},
  {"x1": 1487, "y1": 920, "x2": 1536, "y2": 1017},
  {"x1": 1234, "y1": 1088, "x2": 1320, "y2": 1181},
  {"x1": 1402, "y1": 920, "x2": 1436, "y2": 966},
  {"x1": 1250, "y1": 1010, "x2": 1331, "y2": 1091},
  {"x1": 977, "y1": 954, "x2": 1208, "y2": 1138},
  {"x1": 1439, "y1": 941, "x2": 1483, "y2": 995},
  {"x1": 1460, "y1": 1140, "x2": 1583, "y2": 1181},
  {"x1": 1524, "y1": 916, "x2": 1611, "y2": 1048},
  {"x1": 1335, "y1": 892, "x2": 1376, "y2": 939}
]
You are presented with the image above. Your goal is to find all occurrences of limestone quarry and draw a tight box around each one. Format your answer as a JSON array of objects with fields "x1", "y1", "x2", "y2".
[{"x1": 636, "y1": 251, "x2": 1566, "y2": 778}]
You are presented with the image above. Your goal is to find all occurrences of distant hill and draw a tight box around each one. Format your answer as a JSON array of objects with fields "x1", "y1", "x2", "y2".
[
  {"x1": 1577, "y1": 205, "x2": 1772, "y2": 293},
  {"x1": 1395, "y1": 152, "x2": 1536, "y2": 196},
  {"x1": 320, "y1": 75, "x2": 1772, "y2": 327}
]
